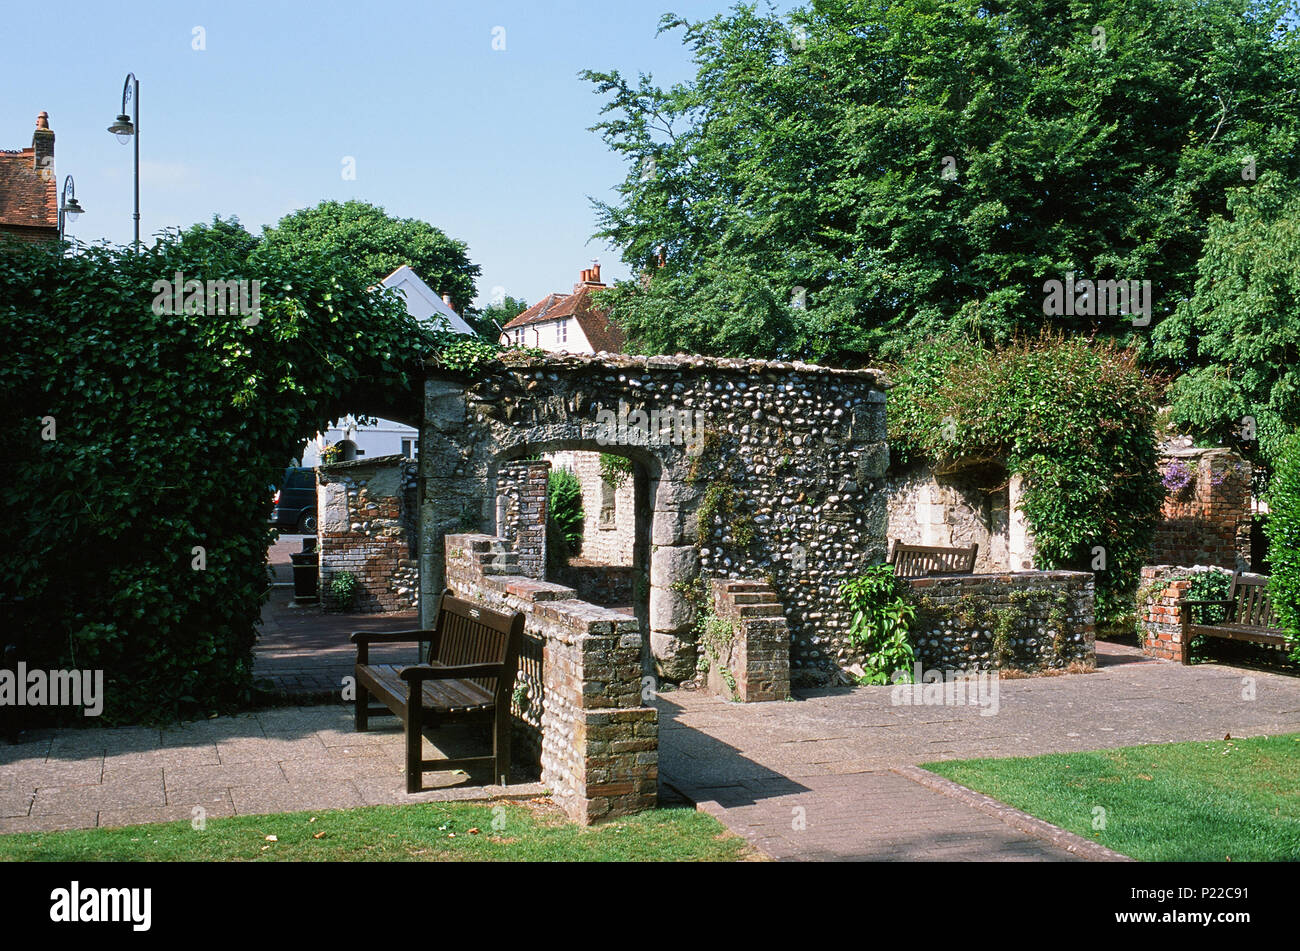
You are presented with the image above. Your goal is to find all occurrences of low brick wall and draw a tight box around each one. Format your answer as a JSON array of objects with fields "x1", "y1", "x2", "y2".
[
  {"x1": 1136, "y1": 564, "x2": 1235, "y2": 663},
  {"x1": 706, "y1": 580, "x2": 790, "y2": 701},
  {"x1": 445, "y1": 533, "x2": 657, "y2": 824},
  {"x1": 317, "y1": 455, "x2": 419, "y2": 613},
  {"x1": 908, "y1": 571, "x2": 1095, "y2": 671}
]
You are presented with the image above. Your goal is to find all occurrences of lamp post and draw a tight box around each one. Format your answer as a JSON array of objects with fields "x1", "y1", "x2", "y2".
[
  {"x1": 106, "y1": 73, "x2": 139, "y2": 248},
  {"x1": 58, "y1": 176, "x2": 84, "y2": 241}
]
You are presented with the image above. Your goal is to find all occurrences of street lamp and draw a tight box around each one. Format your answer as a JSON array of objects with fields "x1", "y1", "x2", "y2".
[
  {"x1": 58, "y1": 176, "x2": 84, "y2": 240},
  {"x1": 106, "y1": 73, "x2": 139, "y2": 248}
]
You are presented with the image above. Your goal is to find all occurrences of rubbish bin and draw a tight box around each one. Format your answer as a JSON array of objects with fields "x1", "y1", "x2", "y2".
[{"x1": 290, "y1": 541, "x2": 318, "y2": 602}]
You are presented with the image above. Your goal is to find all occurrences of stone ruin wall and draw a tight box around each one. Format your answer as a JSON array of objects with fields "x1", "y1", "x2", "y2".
[
  {"x1": 317, "y1": 455, "x2": 419, "y2": 613},
  {"x1": 421, "y1": 352, "x2": 891, "y2": 687}
]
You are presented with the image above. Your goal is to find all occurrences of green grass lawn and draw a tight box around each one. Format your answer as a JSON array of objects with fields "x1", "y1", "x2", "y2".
[
  {"x1": 923, "y1": 733, "x2": 1300, "y2": 862},
  {"x1": 0, "y1": 800, "x2": 760, "y2": 862}
]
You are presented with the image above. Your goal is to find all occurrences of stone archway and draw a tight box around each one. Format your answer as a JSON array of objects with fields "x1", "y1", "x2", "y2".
[{"x1": 419, "y1": 351, "x2": 889, "y2": 685}]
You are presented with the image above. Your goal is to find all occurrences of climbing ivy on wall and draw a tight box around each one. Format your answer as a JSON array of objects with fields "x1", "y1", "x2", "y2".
[
  {"x1": 888, "y1": 332, "x2": 1163, "y2": 627},
  {"x1": 0, "y1": 234, "x2": 452, "y2": 723}
]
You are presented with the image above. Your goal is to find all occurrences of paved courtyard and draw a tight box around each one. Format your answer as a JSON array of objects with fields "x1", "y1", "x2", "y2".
[
  {"x1": 0, "y1": 707, "x2": 542, "y2": 834},
  {"x1": 658, "y1": 644, "x2": 1300, "y2": 860},
  {"x1": 3, "y1": 641, "x2": 1298, "y2": 861}
]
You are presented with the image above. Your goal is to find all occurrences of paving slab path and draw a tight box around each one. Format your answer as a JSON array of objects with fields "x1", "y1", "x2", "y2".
[
  {"x1": 0, "y1": 705, "x2": 542, "y2": 834},
  {"x1": 657, "y1": 644, "x2": 1300, "y2": 861}
]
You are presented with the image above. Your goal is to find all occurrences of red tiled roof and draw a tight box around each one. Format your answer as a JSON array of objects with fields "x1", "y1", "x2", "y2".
[
  {"x1": 502, "y1": 284, "x2": 626, "y2": 353},
  {"x1": 0, "y1": 147, "x2": 57, "y2": 233}
]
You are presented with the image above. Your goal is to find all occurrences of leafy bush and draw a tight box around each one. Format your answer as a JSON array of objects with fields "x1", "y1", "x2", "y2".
[
  {"x1": 0, "y1": 233, "x2": 445, "y2": 723},
  {"x1": 889, "y1": 332, "x2": 1163, "y2": 626},
  {"x1": 838, "y1": 565, "x2": 917, "y2": 685},
  {"x1": 547, "y1": 469, "x2": 585, "y2": 561},
  {"x1": 330, "y1": 572, "x2": 359, "y2": 610},
  {"x1": 1266, "y1": 434, "x2": 1300, "y2": 663},
  {"x1": 599, "y1": 453, "x2": 633, "y2": 490}
]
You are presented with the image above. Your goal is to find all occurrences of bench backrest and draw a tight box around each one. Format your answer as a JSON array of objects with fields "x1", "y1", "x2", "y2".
[
  {"x1": 889, "y1": 541, "x2": 979, "y2": 578},
  {"x1": 427, "y1": 590, "x2": 524, "y2": 700},
  {"x1": 1228, "y1": 572, "x2": 1278, "y2": 629}
]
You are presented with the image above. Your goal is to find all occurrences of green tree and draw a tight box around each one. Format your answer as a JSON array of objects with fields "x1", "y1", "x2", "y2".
[
  {"x1": 261, "y1": 199, "x2": 480, "y2": 315},
  {"x1": 176, "y1": 215, "x2": 261, "y2": 271},
  {"x1": 468, "y1": 293, "x2": 529, "y2": 340},
  {"x1": 1153, "y1": 174, "x2": 1300, "y2": 465},
  {"x1": 585, "y1": 0, "x2": 1300, "y2": 363}
]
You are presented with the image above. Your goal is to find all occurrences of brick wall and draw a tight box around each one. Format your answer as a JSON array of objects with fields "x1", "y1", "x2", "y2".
[
  {"x1": 572, "y1": 450, "x2": 635, "y2": 565},
  {"x1": 1151, "y1": 449, "x2": 1252, "y2": 570},
  {"x1": 1136, "y1": 564, "x2": 1237, "y2": 663},
  {"x1": 445, "y1": 533, "x2": 658, "y2": 825},
  {"x1": 496, "y1": 461, "x2": 548, "y2": 579},
  {"x1": 908, "y1": 571, "x2": 1096, "y2": 671},
  {"x1": 706, "y1": 579, "x2": 791, "y2": 701},
  {"x1": 317, "y1": 455, "x2": 419, "y2": 613}
]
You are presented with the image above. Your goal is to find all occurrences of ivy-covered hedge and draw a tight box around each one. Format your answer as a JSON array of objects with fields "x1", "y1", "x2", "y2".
[
  {"x1": 1, "y1": 235, "x2": 446, "y2": 724},
  {"x1": 888, "y1": 333, "x2": 1163, "y2": 626},
  {"x1": 1265, "y1": 434, "x2": 1300, "y2": 663}
]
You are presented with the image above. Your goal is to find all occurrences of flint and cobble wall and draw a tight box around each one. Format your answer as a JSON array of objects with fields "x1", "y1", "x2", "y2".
[
  {"x1": 422, "y1": 352, "x2": 890, "y2": 687},
  {"x1": 908, "y1": 571, "x2": 1096, "y2": 671}
]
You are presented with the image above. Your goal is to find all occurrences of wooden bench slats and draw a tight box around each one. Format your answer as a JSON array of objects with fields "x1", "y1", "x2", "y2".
[
  {"x1": 1181, "y1": 572, "x2": 1289, "y2": 663},
  {"x1": 352, "y1": 589, "x2": 525, "y2": 791},
  {"x1": 358, "y1": 664, "x2": 495, "y2": 713},
  {"x1": 888, "y1": 540, "x2": 979, "y2": 578}
]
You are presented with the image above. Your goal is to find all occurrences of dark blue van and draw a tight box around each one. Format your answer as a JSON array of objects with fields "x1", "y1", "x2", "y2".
[{"x1": 270, "y1": 466, "x2": 317, "y2": 533}]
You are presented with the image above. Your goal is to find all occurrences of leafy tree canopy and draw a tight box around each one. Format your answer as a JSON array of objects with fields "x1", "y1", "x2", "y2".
[
  {"x1": 468, "y1": 293, "x2": 530, "y2": 339},
  {"x1": 585, "y1": 0, "x2": 1300, "y2": 364},
  {"x1": 261, "y1": 199, "x2": 481, "y2": 316},
  {"x1": 1153, "y1": 173, "x2": 1300, "y2": 465}
]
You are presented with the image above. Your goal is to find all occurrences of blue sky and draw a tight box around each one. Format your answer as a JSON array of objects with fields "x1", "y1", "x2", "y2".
[{"x1": 4, "y1": 0, "x2": 793, "y2": 308}]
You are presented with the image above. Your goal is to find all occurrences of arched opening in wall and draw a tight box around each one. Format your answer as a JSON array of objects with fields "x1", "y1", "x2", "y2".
[
  {"x1": 259, "y1": 397, "x2": 424, "y2": 698},
  {"x1": 493, "y1": 443, "x2": 656, "y2": 676}
]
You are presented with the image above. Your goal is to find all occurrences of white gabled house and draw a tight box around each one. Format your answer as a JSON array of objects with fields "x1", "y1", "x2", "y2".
[{"x1": 299, "y1": 266, "x2": 474, "y2": 465}]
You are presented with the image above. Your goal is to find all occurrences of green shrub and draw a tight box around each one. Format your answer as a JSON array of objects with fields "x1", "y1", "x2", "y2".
[
  {"x1": 1266, "y1": 434, "x2": 1300, "y2": 663},
  {"x1": 599, "y1": 453, "x2": 633, "y2": 490},
  {"x1": 0, "y1": 233, "x2": 445, "y2": 723},
  {"x1": 547, "y1": 468, "x2": 584, "y2": 561},
  {"x1": 889, "y1": 332, "x2": 1163, "y2": 626},
  {"x1": 330, "y1": 571, "x2": 359, "y2": 610},
  {"x1": 838, "y1": 565, "x2": 917, "y2": 685}
]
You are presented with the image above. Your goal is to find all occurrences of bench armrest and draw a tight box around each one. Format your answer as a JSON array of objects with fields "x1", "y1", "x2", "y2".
[
  {"x1": 1177, "y1": 599, "x2": 1233, "y2": 608},
  {"x1": 400, "y1": 663, "x2": 503, "y2": 682}
]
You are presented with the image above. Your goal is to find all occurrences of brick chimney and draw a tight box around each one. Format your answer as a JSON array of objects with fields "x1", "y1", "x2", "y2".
[
  {"x1": 441, "y1": 292, "x2": 456, "y2": 314},
  {"x1": 32, "y1": 112, "x2": 54, "y2": 178},
  {"x1": 575, "y1": 263, "x2": 605, "y2": 292}
]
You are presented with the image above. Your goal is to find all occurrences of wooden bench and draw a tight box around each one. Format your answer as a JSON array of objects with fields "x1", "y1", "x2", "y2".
[
  {"x1": 352, "y1": 589, "x2": 525, "y2": 792},
  {"x1": 1179, "y1": 572, "x2": 1290, "y2": 665},
  {"x1": 888, "y1": 540, "x2": 979, "y2": 578}
]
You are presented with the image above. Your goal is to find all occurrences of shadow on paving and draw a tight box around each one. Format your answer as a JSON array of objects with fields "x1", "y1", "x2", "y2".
[{"x1": 655, "y1": 693, "x2": 810, "y2": 807}]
